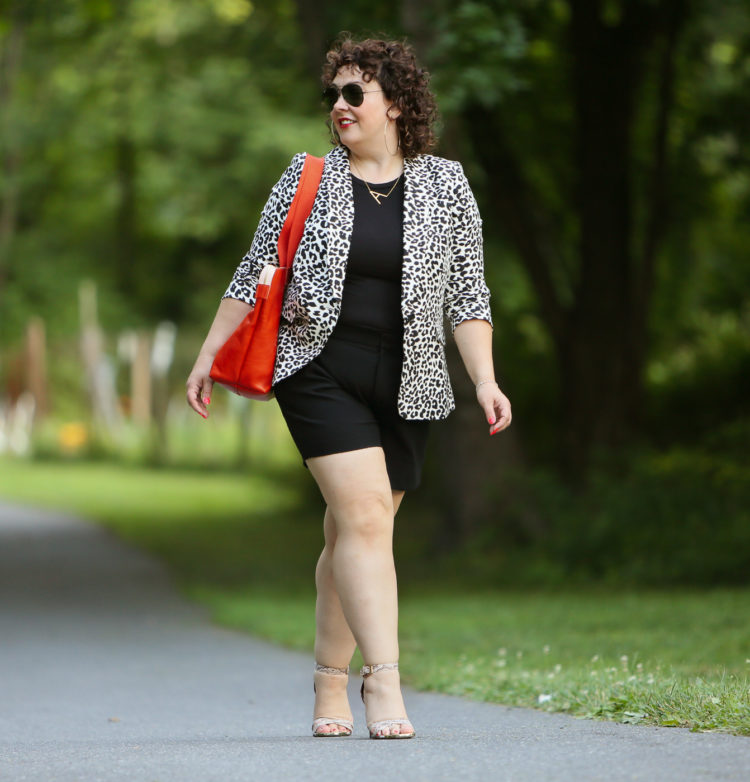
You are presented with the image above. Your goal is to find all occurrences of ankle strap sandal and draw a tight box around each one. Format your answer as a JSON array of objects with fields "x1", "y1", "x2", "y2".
[
  {"x1": 312, "y1": 663, "x2": 353, "y2": 737},
  {"x1": 360, "y1": 662, "x2": 416, "y2": 740}
]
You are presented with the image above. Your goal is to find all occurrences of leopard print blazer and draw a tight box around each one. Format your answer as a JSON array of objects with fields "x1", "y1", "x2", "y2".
[{"x1": 223, "y1": 144, "x2": 493, "y2": 420}]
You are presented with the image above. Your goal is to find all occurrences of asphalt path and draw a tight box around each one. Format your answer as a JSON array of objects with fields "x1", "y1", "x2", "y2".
[{"x1": 0, "y1": 500, "x2": 747, "y2": 782}]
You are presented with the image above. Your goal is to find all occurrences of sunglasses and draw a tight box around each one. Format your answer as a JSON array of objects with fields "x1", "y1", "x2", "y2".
[{"x1": 322, "y1": 83, "x2": 384, "y2": 110}]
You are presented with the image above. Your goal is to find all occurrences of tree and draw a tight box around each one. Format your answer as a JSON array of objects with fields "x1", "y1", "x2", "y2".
[
  {"x1": 423, "y1": 0, "x2": 693, "y2": 481},
  {"x1": 0, "y1": 0, "x2": 325, "y2": 343}
]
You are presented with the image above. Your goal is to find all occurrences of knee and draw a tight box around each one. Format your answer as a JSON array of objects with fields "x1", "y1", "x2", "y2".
[{"x1": 338, "y1": 492, "x2": 393, "y2": 544}]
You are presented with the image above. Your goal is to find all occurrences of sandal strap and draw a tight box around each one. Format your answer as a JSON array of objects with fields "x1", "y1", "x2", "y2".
[
  {"x1": 315, "y1": 663, "x2": 350, "y2": 675},
  {"x1": 368, "y1": 718, "x2": 415, "y2": 737},
  {"x1": 360, "y1": 662, "x2": 399, "y2": 678},
  {"x1": 368, "y1": 718, "x2": 413, "y2": 730},
  {"x1": 312, "y1": 717, "x2": 354, "y2": 732}
]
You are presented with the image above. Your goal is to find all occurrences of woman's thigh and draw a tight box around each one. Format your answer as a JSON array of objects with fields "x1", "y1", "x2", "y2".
[{"x1": 307, "y1": 447, "x2": 394, "y2": 531}]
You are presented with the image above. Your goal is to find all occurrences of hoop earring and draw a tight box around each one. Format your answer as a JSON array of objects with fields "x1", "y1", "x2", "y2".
[
  {"x1": 384, "y1": 117, "x2": 400, "y2": 156},
  {"x1": 328, "y1": 118, "x2": 340, "y2": 146}
]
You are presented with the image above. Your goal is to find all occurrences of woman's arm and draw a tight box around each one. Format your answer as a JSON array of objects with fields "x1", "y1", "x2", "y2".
[
  {"x1": 443, "y1": 162, "x2": 493, "y2": 332},
  {"x1": 444, "y1": 163, "x2": 510, "y2": 435},
  {"x1": 453, "y1": 318, "x2": 512, "y2": 436},
  {"x1": 187, "y1": 153, "x2": 307, "y2": 418},
  {"x1": 185, "y1": 298, "x2": 252, "y2": 418}
]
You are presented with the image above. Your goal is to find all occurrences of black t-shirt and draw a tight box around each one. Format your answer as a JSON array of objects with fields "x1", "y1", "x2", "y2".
[{"x1": 337, "y1": 173, "x2": 404, "y2": 335}]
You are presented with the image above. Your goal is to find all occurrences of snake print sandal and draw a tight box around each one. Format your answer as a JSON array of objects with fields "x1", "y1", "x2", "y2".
[
  {"x1": 312, "y1": 663, "x2": 354, "y2": 737},
  {"x1": 360, "y1": 663, "x2": 416, "y2": 740}
]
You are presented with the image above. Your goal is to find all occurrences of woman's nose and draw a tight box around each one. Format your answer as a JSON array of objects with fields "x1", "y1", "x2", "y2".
[{"x1": 332, "y1": 90, "x2": 349, "y2": 110}]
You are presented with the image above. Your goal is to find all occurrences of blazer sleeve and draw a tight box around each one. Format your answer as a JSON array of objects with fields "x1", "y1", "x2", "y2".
[
  {"x1": 443, "y1": 161, "x2": 493, "y2": 333},
  {"x1": 222, "y1": 153, "x2": 307, "y2": 308}
]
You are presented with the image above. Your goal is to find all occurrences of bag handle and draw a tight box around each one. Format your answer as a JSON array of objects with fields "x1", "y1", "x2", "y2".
[{"x1": 277, "y1": 154, "x2": 325, "y2": 270}]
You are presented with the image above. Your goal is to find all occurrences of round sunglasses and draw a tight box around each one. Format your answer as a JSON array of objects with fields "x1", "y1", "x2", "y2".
[{"x1": 322, "y1": 83, "x2": 384, "y2": 111}]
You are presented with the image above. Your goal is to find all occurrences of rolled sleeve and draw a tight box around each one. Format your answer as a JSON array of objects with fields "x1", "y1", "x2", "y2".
[
  {"x1": 223, "y1": 153, "x2": 307, "y2": 309},
  {"x1": 443, "y1": 162, "x2": 493, "y2": 333}
]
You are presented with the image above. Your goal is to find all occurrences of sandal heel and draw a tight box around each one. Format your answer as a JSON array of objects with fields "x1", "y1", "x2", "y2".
[
  {"x1": 312, "y1": 663, "x2": 353, "y2": 737},
  {"x1": 360, "y1": 662, "x2": 416, "y2": 740}
]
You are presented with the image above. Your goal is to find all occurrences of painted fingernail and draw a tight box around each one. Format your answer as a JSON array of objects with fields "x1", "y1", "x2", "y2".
[
  {"x1": 488, "y1": 416, "x2": 495, "y2": 425},
  {"x1": 203, "y1": 397, "x2": 210, "y2": 405}
]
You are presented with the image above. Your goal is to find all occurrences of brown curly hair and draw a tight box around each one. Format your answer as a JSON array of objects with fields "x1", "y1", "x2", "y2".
[{"x1": 322, "y1": 35, "x2": 438, "y2": 158}]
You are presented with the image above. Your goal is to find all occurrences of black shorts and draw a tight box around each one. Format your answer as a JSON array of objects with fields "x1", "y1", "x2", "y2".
[{"x1": 273, "y1": 323, "x2": 430, "y2": 491}]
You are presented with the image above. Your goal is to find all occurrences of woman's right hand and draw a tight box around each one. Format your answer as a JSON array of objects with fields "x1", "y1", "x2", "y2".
[
  {"x1": 186, "y1": 352, "x2": 216, "y2": 419},
  {"x1": 185, "y1": 298, "x2": 253, "y2": 419}
]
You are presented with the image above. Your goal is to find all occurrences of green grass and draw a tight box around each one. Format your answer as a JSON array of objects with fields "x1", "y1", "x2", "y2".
[
  {"x1": 1, "y1": 458, "x2": 748, "y2": 735},
  {"x1": 0, "y1": 457, "x2": 322, "y2": 587}
]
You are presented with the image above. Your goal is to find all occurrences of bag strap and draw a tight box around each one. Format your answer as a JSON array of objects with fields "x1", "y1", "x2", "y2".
[{"x1": 277, "y1": 153, "x2": 325, "y2": 270}]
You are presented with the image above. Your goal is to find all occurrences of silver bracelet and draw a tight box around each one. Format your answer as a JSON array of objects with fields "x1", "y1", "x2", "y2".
[{"x1": 475, "y1": 379, "x2": 498, "y2": 392}]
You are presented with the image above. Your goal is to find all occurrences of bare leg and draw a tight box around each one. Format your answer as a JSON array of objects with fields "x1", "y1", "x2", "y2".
[
  {"x1": 313, "y1": 506, "x2": 357, "y2": 668},
  {"x1": 312, "y1": 490, "x2": 405, "y2": 734},
  {"x1": 308, "y1": 447, "x2": 412, "y2": 736}
]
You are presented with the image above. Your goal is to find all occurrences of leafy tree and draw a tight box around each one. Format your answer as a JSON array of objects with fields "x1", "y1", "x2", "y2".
[
  {"x1": 0, "y1": 0, "x2": 324, "y2": 344},
  {"x1": 2, "y1": 1, "x2": 748, "y2": 549}
]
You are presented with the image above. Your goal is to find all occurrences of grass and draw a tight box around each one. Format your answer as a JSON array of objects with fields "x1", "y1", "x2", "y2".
[{"x1": 1, "y1": 457, "x2": 748, "y2": 735}]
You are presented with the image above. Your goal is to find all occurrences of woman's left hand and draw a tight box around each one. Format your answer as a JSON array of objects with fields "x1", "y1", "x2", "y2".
[{"x1": 477, "y1": 383, "x2": 512, "y2": 436}]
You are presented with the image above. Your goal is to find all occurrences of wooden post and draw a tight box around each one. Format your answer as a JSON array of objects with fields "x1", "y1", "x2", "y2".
[
  {"x1": 25, "y1": 317, "x2": 48, "y2": 418},
  {"x1": 131, "y1": 331, "x2": 151, "y2": 426},
  {"x1": 150, "y1": 321, "x2": 176, "y2": 461},
  {"x1": 79, "y1": 280, "x2": 121, "y2": 433},
  {"x1": 79, "y1": 280, "x2": 103, "y2": 421}
]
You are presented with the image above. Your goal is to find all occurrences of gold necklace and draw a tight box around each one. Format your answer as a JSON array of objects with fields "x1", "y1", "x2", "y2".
[{"x1": 350, "y1": 158, "x2": 402, "y2": 205}]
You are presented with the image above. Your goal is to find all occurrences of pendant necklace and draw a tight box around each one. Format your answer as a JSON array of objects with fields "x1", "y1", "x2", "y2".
[{"x1": 351, "y1": 158, "x2": 401, "y2": 205}]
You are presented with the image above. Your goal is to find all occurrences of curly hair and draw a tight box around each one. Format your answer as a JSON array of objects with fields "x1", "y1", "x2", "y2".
[{"x1": 322, "y1": 35, "x2": 438, "y2": 158}]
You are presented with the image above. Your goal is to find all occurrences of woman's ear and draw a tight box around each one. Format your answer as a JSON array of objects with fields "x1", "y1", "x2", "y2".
[{"x1": 386, "y1": 104, "x2": 401, "y2": 120}]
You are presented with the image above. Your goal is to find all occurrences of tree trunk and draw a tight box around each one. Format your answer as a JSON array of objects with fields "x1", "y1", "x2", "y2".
[
  {"x1": 114, "y1": 134, "x2": 137, "y2": 299},
  {"x1": 0, "y1": 6, "x2": 25, "y2": 294},
  {"x1": 562, "y1": 1, "x2": 647, "y2": 477},
  {"x1": 462, "y1": 1, "x2": 683, "y2": 482},
  {"x1": 293, "y1": 0, "x2": 329, "y2": 82}
]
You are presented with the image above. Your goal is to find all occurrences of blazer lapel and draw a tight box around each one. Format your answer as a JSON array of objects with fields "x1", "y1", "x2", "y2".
[
  {"x1": 325, "y1": 146, "x2": 355, "y2": 302},
  {"x1": 401, "y1": 155, "x2": 433, "y2": 318}
]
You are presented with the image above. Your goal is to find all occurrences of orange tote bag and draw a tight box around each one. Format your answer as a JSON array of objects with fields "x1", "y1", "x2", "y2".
[{"x1": 210, "y1": 154, "x2": 324, "y2": 399}]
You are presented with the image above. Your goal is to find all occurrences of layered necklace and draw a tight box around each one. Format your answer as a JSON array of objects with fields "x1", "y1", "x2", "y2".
[{"x1": 350, "y1": 157, "x2": 402, "y2": 206}]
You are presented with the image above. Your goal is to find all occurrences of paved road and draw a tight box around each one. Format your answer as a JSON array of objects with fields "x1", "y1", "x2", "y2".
[{"x1": 0, "y1": 501, "x2": 747, "y2": 782}]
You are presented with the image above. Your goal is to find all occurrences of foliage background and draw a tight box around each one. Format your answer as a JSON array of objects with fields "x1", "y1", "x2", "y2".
[{"x1": 1, "y1": 0, "x2": 749, "y2": 586}]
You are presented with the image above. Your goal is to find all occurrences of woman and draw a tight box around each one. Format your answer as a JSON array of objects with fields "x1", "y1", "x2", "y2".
[{"x1": 186, "y1": 36, "x2": 511, "y2": 740}]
